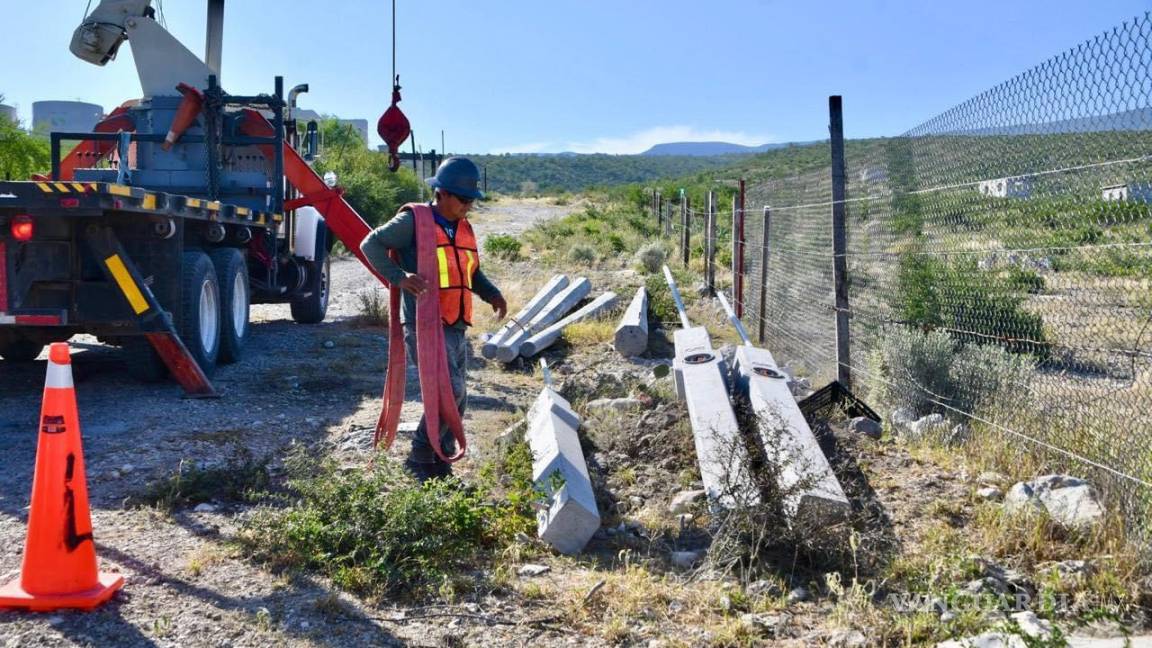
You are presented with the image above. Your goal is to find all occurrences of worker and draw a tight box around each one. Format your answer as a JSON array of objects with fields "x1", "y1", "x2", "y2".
[{"x1": 361, "y1": 157, "x2": 507, "y2": 481}]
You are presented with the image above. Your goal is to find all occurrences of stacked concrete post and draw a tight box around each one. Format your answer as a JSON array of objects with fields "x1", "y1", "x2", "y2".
[
  {"x1": 519, "y1": 291, "x2": 619, "y2": 357},
  {"x1": 613, "y1": 287, "x2": 649, "y2": 357},
  {"x1": 525, "y1": 384, "x2": 600, "y2": 554},
  {"x1": 492, "y1": 277, "x2": 592, "y2": 362},
  {"x1": 481, "y1": 274, "x2": 569, "y2": 359},
  {"x1": 730, "y1": 345, "x2": 850, "y2": 529}
]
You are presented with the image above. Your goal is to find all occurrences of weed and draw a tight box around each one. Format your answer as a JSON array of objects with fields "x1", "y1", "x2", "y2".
[
  {"x1": 567, "y1": 244, "x2": 597, "y2": 265},
  {"x1": 356, "y1": 288, "x2": 389, "y2": 326},
  {"x1": 635, "y1": 242, "x2": 668, "y2": 273},
  {"x1": 133, "y1": 451, "x2": 270, "y2": 511},
  {"x1": 484, "y1": 234, "x2": 522, "y2": 261},
  {"x1": 241, "y1": 443, "x2": 536, "y2": 600}
]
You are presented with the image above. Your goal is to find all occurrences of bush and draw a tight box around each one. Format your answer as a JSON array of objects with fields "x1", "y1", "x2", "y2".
[
  {"x1": 484, "y1": 234, "x2": 522, "y2": 261},
  {"x1": 242, "y1": 443, "x2": 537, "y2": 600},
  {"x1": 357, "y1": 288, "x2": 388, "y2": 326},
  {"x1": 635, "y1": 242, "x2": 667, "y2": 273},
  {"x1": 895, "y1": 255, "x2": 1049, "y2": 357},
  {"x1": 567, "y1": 244, "x2": 597, "y2": 265},
  {"x1": 871, "y1": 327, "x2": 1033, "y2": 418}
]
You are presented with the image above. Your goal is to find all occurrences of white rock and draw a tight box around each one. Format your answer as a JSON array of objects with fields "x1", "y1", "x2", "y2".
[
  {"x1": 1010, "y1": 611, "x2": 1053, "y2": 639},
  {"x1": 585, "y1": 397, "x2": 643, "y2": 412},
  {"x1": 889, "y1": 408, "x2": 917, "y2": 432},
  {"x1": 1003, "y1": 482, "x2": 1044, "y2": 515},
  {"x1": 120, "y1": 464, "x2": 135, "y2": 474},
  {"x1": 193, "y1": 503, "x2": 217, "y2": 513},
  {"x1": 787, "y1": 587, "x2": 810, "y2": 603},
  {"x1": 848, "y1": 417, "x2": 882, "y2": 439},
  {"x1": 829, "y1": 630, "x2": 868, "y2": 648},
  {"x1": 1039, "y1": 483, "x2": 1104, "y2": 529},
  {"x1": 668, "y1": 489, "x2": 706, "y2": 514},
  {"x1": 670, "y1": 551, "x2": 702, "y2": 569},
  {"x1": 977, "y1": 471, "x2": 1010, "y2": 486},
  {"x1": 322, "y1": 340, "x2": 335, "y2": 349},
  {"x1": 936, "y1": 633, "x2": 1026, "y2": 648},
  {"x1": 517, "y1": 564, "x2": 551, "y2": 577},
  {"x1": 977, "y1": 487, "x2": 1004, "y2": 501},
  {"x1": 909, "y1": 413, "x2": 948, "y2": 440}
]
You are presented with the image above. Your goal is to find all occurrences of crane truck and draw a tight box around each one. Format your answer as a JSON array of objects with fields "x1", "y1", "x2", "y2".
[{"x1": 0, "y1": 0, "x2": 384, "y2": 396}]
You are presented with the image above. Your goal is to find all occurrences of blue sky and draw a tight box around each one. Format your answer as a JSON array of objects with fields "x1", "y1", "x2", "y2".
[{"x1": 3, "y1": 1, "x2": 1148, "y2": 154}]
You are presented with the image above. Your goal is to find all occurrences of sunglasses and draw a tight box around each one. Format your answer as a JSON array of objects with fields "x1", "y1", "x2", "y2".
[{"x1": 450, "y1": 192, "x2": 475, "y2": 205}]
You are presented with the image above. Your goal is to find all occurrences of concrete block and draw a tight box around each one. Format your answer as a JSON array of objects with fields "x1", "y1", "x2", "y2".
[
  {"x1": 730, "y1": 345, "x2": 850, "y2": 529},
  {"x1": 481, "y1": 274, "x2": 569, "y2": 359},
  {"x1": 520, "y1": 291, "x2": 619, "y2": 357},
  {"x1": 674, "y1": 327, "x2": 757, "y2": 508},
  {"x1": 613, "y1": 287, "x2": 649, "y2": 357},
  {"x1": 494, "y1": 277, "x2": 592, "y2": 362},
  {"x1": 525, "y1": 387, "x2": 600, "y2": 554}
]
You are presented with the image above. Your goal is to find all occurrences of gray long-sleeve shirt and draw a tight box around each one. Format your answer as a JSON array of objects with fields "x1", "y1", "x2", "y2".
[{"x1": 360, "y1": 207, "x2": 501, "y2": 328}]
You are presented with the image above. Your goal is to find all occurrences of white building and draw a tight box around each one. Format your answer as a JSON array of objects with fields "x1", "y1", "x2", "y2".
[
  {"x1": 1102, "y1": 183, "x2": 1152, "y2": 202},
  {"x1": 978, "y1": 177, "x2": 1032, "y2": 198}
]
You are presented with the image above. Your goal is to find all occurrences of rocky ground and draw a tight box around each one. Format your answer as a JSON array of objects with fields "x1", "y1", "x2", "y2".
[{"x1": 0, "y1": 197, "x2": 1148, "y2": 646}]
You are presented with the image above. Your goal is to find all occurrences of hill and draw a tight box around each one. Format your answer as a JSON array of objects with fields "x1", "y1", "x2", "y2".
[{"x1": 641, "y1": 140, "x2": 819, "y2": 156}]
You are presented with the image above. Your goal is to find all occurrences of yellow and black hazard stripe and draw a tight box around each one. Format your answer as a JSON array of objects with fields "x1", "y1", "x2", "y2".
[{"x1": 36, "y1": 182, "x2": 97, "y2": 193}]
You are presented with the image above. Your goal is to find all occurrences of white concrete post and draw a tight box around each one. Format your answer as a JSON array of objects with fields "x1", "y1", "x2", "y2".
[
  {"x1": 613, "y1": 287, "x2": 649, "y2": 357},
  {"x1": 481, "y1": 274, "x2": 569, "y2": 359},
  {"x1": 519, "y1": 291, "x2": 620, "y2": 357}
]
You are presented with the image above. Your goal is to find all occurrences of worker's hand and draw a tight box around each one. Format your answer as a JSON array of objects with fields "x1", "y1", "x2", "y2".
[
  {"x1": 489, "y1": 294, "x2": 508, "y2": 320},
  {"x1": 399, "y1": 272, "x2": 429, "y2": 297}
]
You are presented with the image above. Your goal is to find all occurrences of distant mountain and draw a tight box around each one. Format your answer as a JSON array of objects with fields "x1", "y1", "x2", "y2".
[{"x1": 641, "y1": 140, "x2": 819, "y2": 156}]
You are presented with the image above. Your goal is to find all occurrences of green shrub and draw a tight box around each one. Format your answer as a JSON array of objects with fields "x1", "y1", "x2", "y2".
[
  {"x1": 242, "y1": 443, "x2": 537, "y2": 600},
  {"x1": 484, "y1": 234, "x2": 522, "y2": 261},
  {"x1": 895, "y1": 255, "x2": 1049, "y2": 357},
  {"x1": 134, "y1": 452, "x2": 270, "y2": 511},
  {"x1": 567, "y1": 244, "x2": 597, "y2": 265},
  {"x1": 635, "y1": 243, "x2": 667, "y2": 274},
  {"x1": 871, "y1": 327, "x2": 1033, "y2": 417}
]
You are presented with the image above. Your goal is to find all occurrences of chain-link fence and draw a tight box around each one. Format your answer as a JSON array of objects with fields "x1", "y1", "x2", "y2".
[{"x1": 664, "y1": 13, "x2": 1152, "y2": 531}]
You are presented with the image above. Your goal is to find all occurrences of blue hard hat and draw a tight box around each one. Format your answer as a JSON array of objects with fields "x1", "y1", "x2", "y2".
[{"x1": 426, "y1": 156, "x2": 484, "y2": 200}]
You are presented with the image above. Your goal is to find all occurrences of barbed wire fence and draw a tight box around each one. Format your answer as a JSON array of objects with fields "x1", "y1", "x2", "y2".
[{"x1": 650, "y1": 13, "x2": 1152, "y2": 534}]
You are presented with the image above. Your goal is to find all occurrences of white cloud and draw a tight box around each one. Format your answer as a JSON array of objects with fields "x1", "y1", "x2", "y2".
[{"x1": 493, "y1": 126, "x2": 776, "y2": 155}]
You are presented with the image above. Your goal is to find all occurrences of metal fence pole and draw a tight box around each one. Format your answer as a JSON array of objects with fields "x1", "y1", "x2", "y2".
[
  {"x1": 657, "y1": 191, "x2": 663, "y2": 232},
  {"x1": 706, "y1": 191, "x2": 717, "y2": 296},
  {"x1": 731, "y1": 194, "x2": 745, "y2": 318},
  {"x1": 737, "y1": 179, "x2": 746, "y2": 318},
  {"x1": 757, "y1": 206, "x2": 770, "y2": 344},
  {"x1": 682, "y1": 197, "x2": 690, "y2": 269},
  {"x1": 829, "y1": 95, "x2": 852, "y2": 390}
]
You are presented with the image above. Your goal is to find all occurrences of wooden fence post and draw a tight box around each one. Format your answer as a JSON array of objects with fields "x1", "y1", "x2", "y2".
[
  {"x1": 829, "y1": 95, "x2": 852, "y2": 390},
  {"x1": 757, "y1": 206, "x2": 770, "y2": 344}
]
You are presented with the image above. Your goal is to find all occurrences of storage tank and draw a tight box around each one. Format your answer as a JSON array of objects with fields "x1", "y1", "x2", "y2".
[
  {"x1": 0, "y1": 104, "x2": 16, "y2": 124},
  {"x1": 32, "y1": 100, "x2": 104, "y2": 134}
]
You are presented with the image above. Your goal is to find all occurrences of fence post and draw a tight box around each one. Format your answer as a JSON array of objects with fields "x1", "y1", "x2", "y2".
[
  {"x1": 737, "y1": 179, "x2": 745, "y2": 318},
  {"x1": 757, "y1": 206, "x2": 770, "y2": 344},
  {"x1": 829, "y1": 95, "x2": 852, "y2": 390},
  {"x1": 663, "y1": 202, "x2": 671, "y2": 237},
  {"x1": 706, "y1": 191, "x2": 717, "y2": 296},
  {"x1": 657, "y1": 191, "x2": 663, "y2": 231},
  {"x1": 681, "y1": 197, "x2": 690, "y2": 269}
]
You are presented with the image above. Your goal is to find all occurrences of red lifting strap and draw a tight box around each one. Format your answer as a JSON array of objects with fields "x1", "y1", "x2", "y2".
[{"x1": 373, "y1": 204, "x2": 467, "y2": 463}]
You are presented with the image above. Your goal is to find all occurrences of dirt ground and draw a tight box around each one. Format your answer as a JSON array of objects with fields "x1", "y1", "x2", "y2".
[{"x1": 0, "y1": 198, "x2": 1144, "y2": 647}]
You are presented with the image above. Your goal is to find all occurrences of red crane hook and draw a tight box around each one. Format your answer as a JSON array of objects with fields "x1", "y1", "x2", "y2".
[{"x1": 377, "y1": 75, "x2": 411, "y2": 172}]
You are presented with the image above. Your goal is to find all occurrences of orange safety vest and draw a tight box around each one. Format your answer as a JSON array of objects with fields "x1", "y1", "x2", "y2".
[{"x1": 432, "y1": 216, "x2": 479, "y2": 327}]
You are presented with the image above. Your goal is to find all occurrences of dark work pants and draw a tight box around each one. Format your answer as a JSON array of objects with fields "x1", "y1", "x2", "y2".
[{"x1": 404, "y1": 323, "x2": 468, "y2": 464}]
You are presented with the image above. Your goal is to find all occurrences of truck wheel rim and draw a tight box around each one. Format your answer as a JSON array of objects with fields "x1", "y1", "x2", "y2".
[
  {"x1": 232, "y1": 271, "x2": 248, "y2": 337},
  {"x1": 200, "y1": 278, "x2": 219, "y2": 353},
  {"x1": 320, "y1": 257, "x2": 330, "y2": 308}
]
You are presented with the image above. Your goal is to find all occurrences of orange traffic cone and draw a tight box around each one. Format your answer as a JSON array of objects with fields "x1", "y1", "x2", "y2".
[
  {"x1": 0, "y1": 343, "x2": 123, "y2": 611},
  {"x1": 161, "y1": 82, "x2": 204, "y2": 151}
]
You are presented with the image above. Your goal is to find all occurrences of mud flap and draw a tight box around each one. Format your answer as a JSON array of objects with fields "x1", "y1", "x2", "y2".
[{"x1": 82, "y1": 226, "x2": 218, "y2": 398}]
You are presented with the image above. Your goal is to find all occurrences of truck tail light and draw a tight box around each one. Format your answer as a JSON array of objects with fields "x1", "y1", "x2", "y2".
[{"x1": 11, "y1": 215, "x2": 33, "y2": 242}]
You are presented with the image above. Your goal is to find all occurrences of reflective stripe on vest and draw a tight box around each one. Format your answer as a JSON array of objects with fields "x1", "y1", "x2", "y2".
[{"x1": 434, "y1": 218, "x2": 479, "y2": 326}]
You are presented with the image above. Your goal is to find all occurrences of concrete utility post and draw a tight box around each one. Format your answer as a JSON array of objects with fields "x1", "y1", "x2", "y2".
[{"x1": 205, "y1": 0, "x2": 225, "y2": 78}]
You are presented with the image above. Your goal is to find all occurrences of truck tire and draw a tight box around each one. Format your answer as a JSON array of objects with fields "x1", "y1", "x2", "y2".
[
  {"x1": 210, "y1": 247, "x2": 250, "y2": 364},
  {"x1": 0, "y1": 334, "x2": 45, "y2": 362},
  {"x1": 180, "y1": 251, "x2": 221, "y2": 377},
  {"x1": 123, "y1": 339, "x2": 168, "y2": 382},
  {"x1": 290, "y1": 224, "x2": 330, "y2": 324}
]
